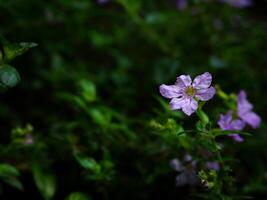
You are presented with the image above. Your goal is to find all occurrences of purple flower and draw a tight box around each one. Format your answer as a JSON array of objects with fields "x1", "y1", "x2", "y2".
[
  {"x1": 218, "y1": 111, "x2": 245, "y2": 142},
  {"x1": 237, "y1": 90, "x2": 261, "y2": 129},
  {"x1": 159, "y1": 72, "x2": 216, "y2": 116},
  {"x1": 24, "y1": 134, "x2": 34, "y2": 145},
  {"x1": 176, "y1": 171, "x2": 198, "y2": 186},
  {"x1": 221, "y1": 0, "x2": 252, "y2": 8},
  {"x1": 97, "y1": 0, "x2": 109, "y2": 4},
  {"x1": 205, "y1": 161, "x2": 220, "y2": 171},
  {"x1": 170, "y1": 155, "x2": 199, "y2": 187},
  {"x1": 170, "y1": 159, "x2": 185, "y2": 172},
  {"x1": 176, "y1": 0, "x2": 187, "y2": 10}
]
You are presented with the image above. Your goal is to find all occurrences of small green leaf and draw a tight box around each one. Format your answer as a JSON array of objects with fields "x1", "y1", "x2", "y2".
[
  {"x1": 3, "y1": 42, "x2": 37, "y2": 61},
  {"x1": 78, "y1": 79, "x2": 96, "y2": 102},
  {"x1": 0, "y1": 65, "x2": 20, "y2": 88},
  {"x1": 74, "y1": 152, "x2": 101, "y2": 174},
  {"x1": 66, "y1": 192, "x2": 91, "y2": 200},
  {"x1": 3, "y1": 177, "x2": 24, "y2": 190},
  {"x1": 0, "y1": 164, "x2": 23, "y2": 190},
  {"x1": 0, "y1": 164, "x2": 20, "y2": 178},
  {"x1": 32, "y1": 162, "x2": 56, "y2": 200}
]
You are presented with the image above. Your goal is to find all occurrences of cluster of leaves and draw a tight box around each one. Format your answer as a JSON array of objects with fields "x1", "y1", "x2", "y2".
[{"x1": 0, "y1": 0, "x2": 267, "y2": 199}]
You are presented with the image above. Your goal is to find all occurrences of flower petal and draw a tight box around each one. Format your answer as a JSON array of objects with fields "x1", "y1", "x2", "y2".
[
  {"x1": 176, "y1": 75, "x2": 192, "y2": 88},
  {"x1": 195, "y1": 86, "x2": 216, "y2": 101},
  {"x1": 240, "y1": 112, "x2": 261, "y2": 129},
  {"x1": 181, "y1": 98, "x2": 198, "y2": 116},
  {"x1": 237, "y1": 90, "x2": 253, "y2": 115},
  {"x1": 159, "y1": 84, "x2": 182, "y2": 99},
  {"x1": 169, "y1": 97, "x2": 187, "y2": 110},
  {"x1": 193, "y1": 72, "x2": 212, "y2": 89},
  {"x1": 229, "y1": 134, "x2": 244, "y2": 143},
  {"x1": 231, "y1": 119, "x2": 245, "y2": 130},
  {"x1": 218, "y1": 111, "x2": 233, "y2": 130},
  {"x1": 170, "y1": 159, "x2": 184, "y2": 172},
  {"x1": 205, "y1": 161, "x2": 220, "y2": 171}
]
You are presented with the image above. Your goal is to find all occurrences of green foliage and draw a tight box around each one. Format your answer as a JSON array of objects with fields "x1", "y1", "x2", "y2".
[
  {"x1": 0, "y1": 164, "x2": 23, "y2": 191},
  {"x1": 0, "y1": 65, "x2": 20, "y2": 88},
  {"x1": 32, "y1": 162, "x2": 57, "y2": 200},
  {"x1": 0, "y1": 0, "x2": 267, "y2": 199},
  {"x1": 66, "y1": 192, "x2": 91, "y2": 200}
]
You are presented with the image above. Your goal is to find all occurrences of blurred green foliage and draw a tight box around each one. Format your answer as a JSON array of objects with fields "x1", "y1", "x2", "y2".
[{"x1": 0, "y1": 0, "x2": 267, "y2": 199}]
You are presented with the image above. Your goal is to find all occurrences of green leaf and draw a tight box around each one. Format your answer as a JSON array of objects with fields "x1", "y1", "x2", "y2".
[
  {"x1": 0, "y1": 65, "x2": 20, "y2": 88},
  {"x1": 0, "y1": 164, "x2": 20, "y2": 178},
  {"x1": 3, "y1": 42, "x2": 37, "y2": 61},
  {"x1": 32, "y1": 162, "x2": 57, "y2": 200},
  {"x1": 3, "y1": 177, "x2": 24, "y2": 190},
  {"x1": 0, "y1": 164, "x2": 23, "y2": 190},
  {"x1": 66, "y1": 192, "x2": 91, "y2": 200},
  {"x1": 74, "y1": 152, "x2": 101, "y2": 174},
  {"x1": 78, "y1": 79, "x2": 96, "y2": 102}
]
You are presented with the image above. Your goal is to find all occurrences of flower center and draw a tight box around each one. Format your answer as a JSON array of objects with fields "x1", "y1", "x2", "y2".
[{"x1": 185, "y1": 86, "x2": 195, "y2": 97}]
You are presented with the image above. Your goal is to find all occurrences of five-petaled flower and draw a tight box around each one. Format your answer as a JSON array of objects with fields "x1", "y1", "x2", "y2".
[{"x1": 159, "y1": 72, "x2": 216, "y2": 116}]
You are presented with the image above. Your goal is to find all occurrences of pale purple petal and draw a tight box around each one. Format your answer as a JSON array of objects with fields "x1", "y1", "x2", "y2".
[
  {"x1": 176, "y1": 75, "x2": 192, "y2": 88},
  {"x1": 195, "y1": 86, "x2": 216, "y2": 101},
  {"x1": 237, "y1": 90, "x2": 261, "y2": 128},
  {"x1": 97, "y1": 0, "x2": 109, "y2": 4},
  {"x1": 229, "y1": 134, "x2": 244, "y2": 142},
  {"x1": 170, "y1": 159, "x2": 184, "y2": 172},
  {"x1": 176, "y1": 171, "x2": 198, "y2": 187},
  {"x1": 176, "y1": 0, "x2": 187, "y2": 10},
  {"x1": 218, "y1": 111, "x2": 245, "y2": 142},
  {"x1": 169, "y1": 97, "x2": 187, "y2": 110},
  {"x1": 159, "y1": 84, "x2": 182, "y2": 99},
  {"x1": 192, "y1": 72, "x2": 212, "y2": 90},
  {"x1": 241, "y1": 112, "x2": 261, "y2": 129},
  {"x1": 184, "y1": 153, "x2": 192, "y2": 162},
  {"x1": 181, "y1": 98, "x2": 198, "y2": 116},
  {"x1": 231, "y1": 119, "x2": 246, "y2": 130},
  {"x1": 218, "y1": 111, "x2": 233, "y2": 130},
  {"x1": 238, "y1": 90, "x2": 253, "y2": 115},
  {"x1": 206, "y1": 161, "x2": 220, "y2": 171},
  {"x1": 221, "y1": 0, "x2": 252, "y2": 8}
]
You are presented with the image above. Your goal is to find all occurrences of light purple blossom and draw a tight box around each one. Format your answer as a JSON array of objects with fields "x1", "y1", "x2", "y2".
[
  {"x1": 218, "y1": 111, "x2": 245, "y2": 142},
  {"x1": 170, "y1": 159, "x2": 184, "y2": 172},
  {"x1": 205, "y1": 161, "x2": 220, "y2": 171},
  {"x1": 221, "y1": 0, "x2": 252, "y2": 8},
  {"x1": 97, "y1": 0, "x2": 109, "y2": 5},
  {"x1": 218, "y1": 90, "x2": 261, "y2": 142},
  {"x1": 175, "y1": 171, "x2": 198, "y2": 187},
  {"x1": 159, "y1": 72, "x2": 216, "y2": 116},
  {"x1": 170, "y1": 155, "x2": 199, "y2": 187},
  {"x1": 237, "y1": 90, "x2": 261, "y2": 129},
  {"x1": 176, "y1": 0, "x2": 187, "y2": 10},
  {"x1": 24, "y1": 134, "x2": 34, "y2": 145}
]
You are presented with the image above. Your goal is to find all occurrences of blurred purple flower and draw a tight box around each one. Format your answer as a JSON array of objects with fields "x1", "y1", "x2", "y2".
[
  {"x1": 238, "y1": 90, "x2": 261, "y2": 129},
  {"x1": 170, "y1": 158, "x2": 185, "y2": 172},
  {"x1": 205, "y1": 161, "x2": 220, "y2": 171},
  {"x1": 97, "y1": 0, "x2": 109, "y2": 5},
  {"x1": 24, "y1": 134, "x2": 34, "y2": 145},
  {"x1": 221, "y1": 0, "x2": 252, "y2": 8},
  {"x1": 170, "y1": 155, "x2": 199, "y2": 187},
  {"x1": 159, "y1": 72, "x2": 216, "y2": 116},
  {"x1": 176, "y1": 171, "x2": 198, "y2": 186},
  {"x1": 176, "y1": 0, "x2": 187, "y2": 10},
  {"x1": 218, "y1": 111, "x2": 245, "y2": 142}
]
